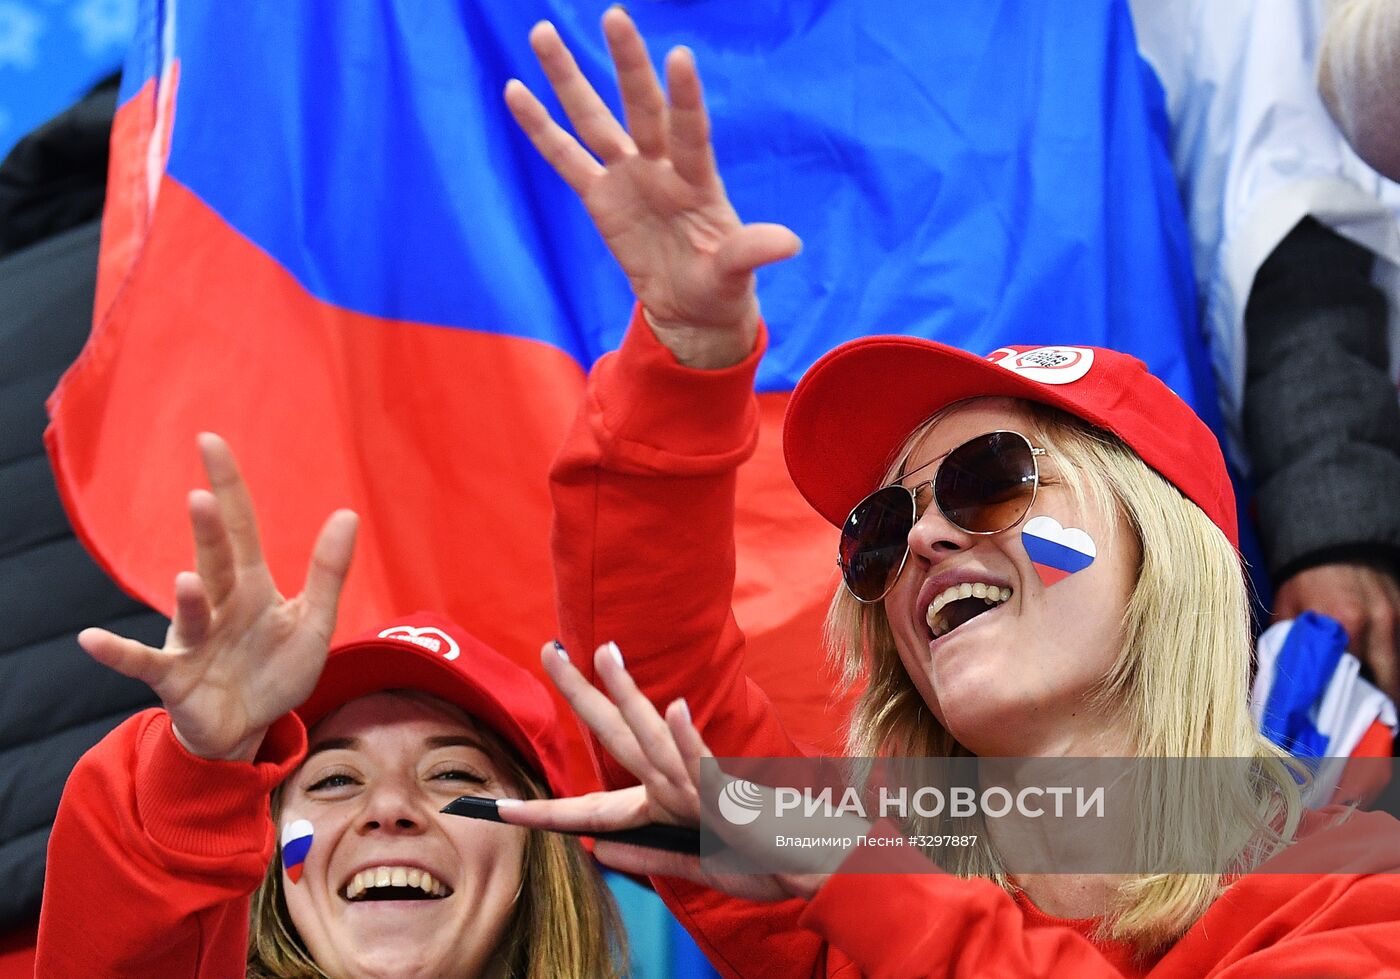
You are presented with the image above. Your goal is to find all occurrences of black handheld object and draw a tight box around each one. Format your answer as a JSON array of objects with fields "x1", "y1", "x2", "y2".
[{"x1": 442, "y1": 795, "x2": 701, "y2": 855}]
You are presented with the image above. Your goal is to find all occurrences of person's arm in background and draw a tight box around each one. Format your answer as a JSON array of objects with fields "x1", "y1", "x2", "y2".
[
  {"x1": 1319, "y1": 0, "x2": 1400, "y2": 182},
  {"x1": 1243, "y1": 215, "x2": 1400, "y2": 702},
  {"x1": 1128, "y1": 2, "x2": 1400, "y2": 707}
]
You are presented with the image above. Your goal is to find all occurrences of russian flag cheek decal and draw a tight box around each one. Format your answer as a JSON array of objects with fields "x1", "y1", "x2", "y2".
[
  {"x1": 281, "y1": 819, "x2": 315, "y2": 884},
  {"x1": 1022, "y1": 515, "x2": 1097, "y2": 586}
]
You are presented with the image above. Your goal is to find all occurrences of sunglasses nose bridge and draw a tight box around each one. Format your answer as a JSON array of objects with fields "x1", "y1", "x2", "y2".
[{"x1": 906, "y1": 480, "x2": 979, "y2": 560}]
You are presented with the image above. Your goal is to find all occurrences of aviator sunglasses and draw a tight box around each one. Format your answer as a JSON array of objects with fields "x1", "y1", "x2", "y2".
[{"x1": 838, "y1": 430, "x2": 1046, "y2": 603}]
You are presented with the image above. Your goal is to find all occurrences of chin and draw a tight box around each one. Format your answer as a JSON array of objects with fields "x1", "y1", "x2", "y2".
[
  {"x1": 930, "y1": 683, "x2": 1031, "y2": 756},
  {"x1": 337, "y1": 947, "x2": 455, "y2": 979}
]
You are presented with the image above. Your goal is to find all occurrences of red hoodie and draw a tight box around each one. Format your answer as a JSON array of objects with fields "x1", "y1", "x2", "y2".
[
  {"x1": 550, "y1": 305, "x2": 1400, "y2": 978},
  {"x1": 35, "y1": 709, "x2": 305, "y2": 978}
]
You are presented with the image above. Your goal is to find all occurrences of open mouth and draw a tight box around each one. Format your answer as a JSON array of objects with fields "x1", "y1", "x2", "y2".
[
  {"x1": 343, "y1": 866, "x2": 453, "y2": 902},
  {"x1": 925, "y1": 582, "x2": 1012, "y2": 640}
]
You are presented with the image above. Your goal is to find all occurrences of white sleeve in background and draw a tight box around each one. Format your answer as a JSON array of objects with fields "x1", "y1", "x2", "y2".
[
  {"x1": 1128, "y1": 0, "x2": 1400, "y2": 473},
  {"x1": 1319, "y1": 0, "x2": 1400, "y2": 182}
]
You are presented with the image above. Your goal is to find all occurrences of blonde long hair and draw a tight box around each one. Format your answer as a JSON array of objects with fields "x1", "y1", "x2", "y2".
[
  {"x1": 826, "y1": 398, "x2": 1301, "y2": 953},
  {"x1": 246, "y1": 699, "x2": 626, "y2": 978}
]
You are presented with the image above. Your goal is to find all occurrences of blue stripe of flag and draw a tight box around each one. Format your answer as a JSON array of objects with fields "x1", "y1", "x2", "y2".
[
  {"x1": 1022, "y1": 533, "x2": 1094, "y2": 576},
  {"x1": 1260, "y1": 611, "x2": 1348, "y2": 758}
]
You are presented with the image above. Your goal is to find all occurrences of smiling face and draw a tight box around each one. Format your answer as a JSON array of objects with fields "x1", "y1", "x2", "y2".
[
  {"x1": 880, "y1": 398, "x2": 1140, "y2": 757},
  {"x1": 278, "y1": 691, "x2": 527, "y2": 979}
]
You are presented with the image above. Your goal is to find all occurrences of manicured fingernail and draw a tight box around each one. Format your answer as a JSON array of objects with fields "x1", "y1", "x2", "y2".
[
  {"x1": 674, "y1": 698, "x2": 691, "y2": 724},
  {"x1": 606, "y1": 641, "x2": 624, "y2": 668},
  {"x1": 495, "y1": 798, "x2": 523, "y2": 809},
  {"x1": 551, "y1": 639, "x2": 569, "y2": 663}
]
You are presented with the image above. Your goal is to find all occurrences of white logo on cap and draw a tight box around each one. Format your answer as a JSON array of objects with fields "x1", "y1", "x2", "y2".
[
  {"x1": 377, "y1": 625, "x2": 460, "y2": 661},
  {"x1": 986, "y1": 346, "x2": 1094, "y2": 384}
]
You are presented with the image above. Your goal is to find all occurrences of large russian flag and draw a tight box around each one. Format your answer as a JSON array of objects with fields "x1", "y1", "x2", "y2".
[{"x1": 46, "y1": 0, "x2": 1208, "y2": 789}]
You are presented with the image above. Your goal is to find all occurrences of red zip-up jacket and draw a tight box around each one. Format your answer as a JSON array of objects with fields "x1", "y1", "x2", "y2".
[{"x1": 550, "y1": 305, "x2": 1400, "y2": 978}]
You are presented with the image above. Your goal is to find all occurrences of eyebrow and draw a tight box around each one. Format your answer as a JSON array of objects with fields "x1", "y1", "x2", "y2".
[
  {"x1": 424, "y1": 735, "x2": 489, "y2": 752},
  {"x1": 304, "y1": 736, "x2": 358, "y2": 761},
  {"x1": 302, "y1": 734, "x2": 489, "y2": 762}
]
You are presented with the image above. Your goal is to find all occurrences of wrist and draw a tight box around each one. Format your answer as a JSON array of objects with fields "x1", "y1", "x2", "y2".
[
  {"x1": 642, "y1": 307, "x2": 759, "y2": 370},
  {"x1": 170, "y1": 719, "x2": 266, "y2": 764}
]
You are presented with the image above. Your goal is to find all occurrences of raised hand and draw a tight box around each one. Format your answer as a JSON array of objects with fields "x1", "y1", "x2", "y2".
[
  {"x1": 505, "y1": 7, "x2": 801, "y2": 369},
  {"x1": 496, "y1": 640, "x2": 835, "y2": 902},
  {"x1": 77, "y1": 434, "x2": 359, "y2": 762}
]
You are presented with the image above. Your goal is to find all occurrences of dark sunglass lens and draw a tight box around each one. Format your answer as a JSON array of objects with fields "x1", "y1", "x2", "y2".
[
  {"x1": 934, "y1": 433, "x2": 1036, "y2": 533},
  {"x1": 839, "y1": 486, "x2": 915, "y2": 601}
]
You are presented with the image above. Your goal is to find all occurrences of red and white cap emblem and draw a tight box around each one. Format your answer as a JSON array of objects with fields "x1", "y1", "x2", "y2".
[
  {"x1": 376, "y1": 625, "x2": 460, "y2": 661},
  {"x1": 986, "y1": 346, "x2": 1094, "y2": 385}
]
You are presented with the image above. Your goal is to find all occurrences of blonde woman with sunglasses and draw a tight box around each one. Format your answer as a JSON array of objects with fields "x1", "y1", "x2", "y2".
[{"x1": 501, "y1": 8, "x2": 1400, "y2": 977}]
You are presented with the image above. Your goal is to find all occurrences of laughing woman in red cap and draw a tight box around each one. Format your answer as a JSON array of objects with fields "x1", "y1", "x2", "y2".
[
  {"x1": 34, "y1": 434, "x2": 624, "y2": 978},
  {"x1": 498, "y1": 9, "x2": 1400, "y2": 977}
]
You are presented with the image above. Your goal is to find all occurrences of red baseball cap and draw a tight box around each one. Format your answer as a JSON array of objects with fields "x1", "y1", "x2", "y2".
[
  {"x1": 783, "y1": 339, "x2": 1238, "y2": 548},
  {"x1": 296, "y1": 613, "x2": 570, "y2": 796}
]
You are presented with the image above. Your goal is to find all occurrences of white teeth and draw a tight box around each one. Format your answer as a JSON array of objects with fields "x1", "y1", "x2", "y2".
[
  {"x1": 924, "y1": 582, "x2": 1013, "y2": 637},
  {"x1": 344, "y1": 866, "x2": 450, "y2": 901}
]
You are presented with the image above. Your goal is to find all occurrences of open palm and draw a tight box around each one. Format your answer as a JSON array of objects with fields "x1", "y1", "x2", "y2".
[
  {"x1": 505, "y1": 10, "x2": 801, "y2": 368},
  {"x1": 78, "y1": 434, "x2": 358, "y2": 762}
]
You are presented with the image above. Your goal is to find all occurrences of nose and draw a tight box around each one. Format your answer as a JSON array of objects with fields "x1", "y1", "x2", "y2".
[
  {"x1": 906, "y1": 496, "x2": 976, "y2": 566},
  {"x1": 356, "y1": 776, "x2": 431, "y2": 836}
]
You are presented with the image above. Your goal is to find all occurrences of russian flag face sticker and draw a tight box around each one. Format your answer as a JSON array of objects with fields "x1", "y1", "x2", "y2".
[
  {"x1": 281, "y1": 819, "x2": 314, "y2": 884},
  {"x1": 1021, "y1": 515, "x2": 1096, "y2": 586}
]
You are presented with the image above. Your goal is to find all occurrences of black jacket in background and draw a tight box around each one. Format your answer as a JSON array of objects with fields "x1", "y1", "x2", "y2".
[{"x1": 0, "y1": 76, "x2": 165, "y2": 932}]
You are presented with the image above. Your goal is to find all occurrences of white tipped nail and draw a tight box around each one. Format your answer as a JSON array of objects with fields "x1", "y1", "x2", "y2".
[
  {"x1": 674, "y1": 698, "x2": 692, "y2": 724},
  {"x1": 606, "y1": 641, "x2": 624, "y2": 668},
  {"x1": 495, "y1": 798, "x2": 523, "y2": 809}
]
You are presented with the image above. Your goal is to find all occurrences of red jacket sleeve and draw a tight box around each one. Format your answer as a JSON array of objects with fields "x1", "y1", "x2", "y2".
[
  {"x1": 36, "y1": 709, "x2": 305, "y2": 978},
  {"x1": 550, "y1": 305, "x2": 823, "y2": 977},
  {"x1": 550, "y1": 304, "x2": 804, "y2": 766}
]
